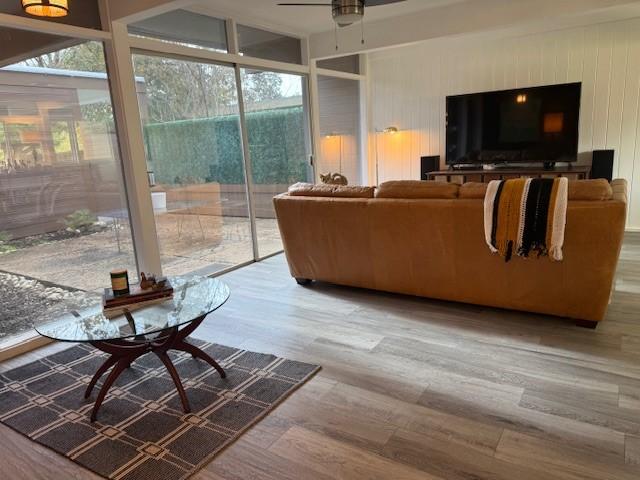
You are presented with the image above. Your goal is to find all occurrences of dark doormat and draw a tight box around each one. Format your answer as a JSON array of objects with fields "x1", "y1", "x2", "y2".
[{"x1": 0, "y1": 340, "x2": 320, "y2": 479}]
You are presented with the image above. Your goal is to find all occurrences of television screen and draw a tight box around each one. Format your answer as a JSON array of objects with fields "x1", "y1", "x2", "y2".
[{"x1": 445, "y1": 83, "x2": 581, "y2": 165}]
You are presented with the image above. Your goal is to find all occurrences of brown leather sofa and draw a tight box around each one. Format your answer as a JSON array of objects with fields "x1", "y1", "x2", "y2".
[{"x1": 273, "y1": 179, "x2": 628, "y2": 327}]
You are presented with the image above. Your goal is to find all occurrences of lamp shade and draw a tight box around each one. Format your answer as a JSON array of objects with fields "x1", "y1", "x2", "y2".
[{"x1": 22, "y1": 0, "x2": 69, "y2": 18}]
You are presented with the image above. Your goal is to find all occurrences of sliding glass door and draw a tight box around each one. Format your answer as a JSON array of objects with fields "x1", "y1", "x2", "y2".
[
  {"x1": 130, "y1": 54, "x2": 313, "y2": 274},
  {"x1": 240, "y1": 69, "x2": 313, "y2": 257},
  {"x1": 132, "y1": 54, "x2": 253, "y2": 276}
]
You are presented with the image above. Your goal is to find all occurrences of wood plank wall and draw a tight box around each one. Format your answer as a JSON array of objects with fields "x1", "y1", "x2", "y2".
[{"x1": 368, "y1": 18, "x2": 640, "y2": 228}]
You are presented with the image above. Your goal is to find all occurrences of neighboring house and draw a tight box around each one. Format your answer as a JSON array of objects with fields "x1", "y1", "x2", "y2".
[
  {"x1": 0, "y1": 67, "x2": 146, "y2": 237},
  {"x1": 0, "y1": 65, "x2": 147, "y2": 170}
]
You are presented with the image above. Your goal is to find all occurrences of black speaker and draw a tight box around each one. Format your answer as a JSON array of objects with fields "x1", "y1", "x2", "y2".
[
  {"x1": 591, "y1": 150, "x2": 614, "y2": 182},
  {"x1": 420, "y1": 155, "x2": 440, "y2": 180}
]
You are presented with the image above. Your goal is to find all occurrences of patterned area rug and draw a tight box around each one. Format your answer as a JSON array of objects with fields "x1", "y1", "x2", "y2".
[{"x1": 0, "y1": 340, "x2": 320, "y2": 480}]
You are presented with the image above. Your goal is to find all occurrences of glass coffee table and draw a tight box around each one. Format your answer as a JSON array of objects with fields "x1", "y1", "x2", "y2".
[{"x1": 36, "y1": 276, "x2": 230, "y2": 422}]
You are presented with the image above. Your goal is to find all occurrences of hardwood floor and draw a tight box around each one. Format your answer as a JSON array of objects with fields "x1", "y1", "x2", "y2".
[{"x1": 3, "y1": 234, "x2": 640, "y2": 479}]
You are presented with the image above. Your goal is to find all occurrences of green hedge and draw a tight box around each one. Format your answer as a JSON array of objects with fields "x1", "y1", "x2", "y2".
[{"x1": 143, "y1": 106, "x2": 308, "y2": 185}]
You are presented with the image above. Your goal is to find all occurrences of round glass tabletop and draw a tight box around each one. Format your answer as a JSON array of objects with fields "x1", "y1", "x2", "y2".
[{"x1": 35, "y1": 276, "x2": 230, "y2": 343}]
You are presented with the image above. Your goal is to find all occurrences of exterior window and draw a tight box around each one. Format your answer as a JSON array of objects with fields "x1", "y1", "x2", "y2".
[
  {"x1": 237, "y1": 25, "x2": 302, "y2": 64},
  {"x1": 0, "y1": 39, "x2": 136, "y2": 345},
  {"x1": 128, "y1": 10, "x2": 228, "y2": 52}
]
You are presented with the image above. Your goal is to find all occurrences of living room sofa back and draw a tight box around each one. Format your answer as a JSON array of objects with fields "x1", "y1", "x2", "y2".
[{"x1": 273, "y1": 179, "x2": 627, "y2": 322}]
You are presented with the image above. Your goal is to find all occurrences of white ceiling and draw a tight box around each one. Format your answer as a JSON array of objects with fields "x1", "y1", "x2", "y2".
[{"x1": 190, "y1": 0, "x2": 466, "y2": 36}]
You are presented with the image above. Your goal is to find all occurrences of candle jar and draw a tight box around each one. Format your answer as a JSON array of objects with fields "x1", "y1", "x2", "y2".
[{"x1": 110, "y1": 269, "x2": 130, "y2": 297}]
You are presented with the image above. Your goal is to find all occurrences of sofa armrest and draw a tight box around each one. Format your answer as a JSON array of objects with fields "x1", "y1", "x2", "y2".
[{"x1": 611, "y1": 178, "x2": 628, "y2": 204}]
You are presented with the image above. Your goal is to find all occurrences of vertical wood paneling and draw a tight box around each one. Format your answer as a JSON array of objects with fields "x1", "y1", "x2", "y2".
[
  {"x1": 516, "y1": 37, "x2": 529, "y2": 87},
  {"x1": 541, "y1": 35, "x2": 557, "y2": 85},
  {"x1": 618, "y1": 22, "x2": 640, "y2": 209},
  {"x1": 555, "y1": 31, "x2": 570, "y2": 84},
  {"x1": 430, "y1": 49, "x2": 442, "y2": 157},
  {"x1": 592, "y1": 25, "x2": 614, "y2": 150},
  {"x1": 579, "y1": 27, "x2": 598, "y2": 154},
  {"x1": 567, "y1": 27, "x2": 585, "y2": 83},
  {"x1": 504, "y1": 39, "x2": 518, "y2": 87},
  {"x1": 606, "y1": 25, "x2": 628, "y2": 174},
  {"x1": 368, "y1": 18, "x2": 640, "y2": 228}
]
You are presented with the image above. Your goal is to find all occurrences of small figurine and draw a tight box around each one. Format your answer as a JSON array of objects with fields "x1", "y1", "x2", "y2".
[
  {"x1": 152, "y1": 276, "x2": 168, "y2": 291},
  {"x1": 139, "y1": 272, "x2": 157, "y2": 290}
]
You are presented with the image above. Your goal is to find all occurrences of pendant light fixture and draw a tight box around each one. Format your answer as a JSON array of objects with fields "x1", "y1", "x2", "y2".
[{"x1": 22, "y1": 0, "x2": 69, "y2": 18}]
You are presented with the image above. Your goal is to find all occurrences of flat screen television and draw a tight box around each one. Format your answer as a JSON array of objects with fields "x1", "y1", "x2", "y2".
[{"x1": 445, "y1": 83, "x2": 581, "y2": 166}]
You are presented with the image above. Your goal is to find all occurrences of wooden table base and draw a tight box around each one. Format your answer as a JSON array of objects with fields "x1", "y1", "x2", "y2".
[{"x1": 85, "y1": 315, "x2": 225, "y2": 422}]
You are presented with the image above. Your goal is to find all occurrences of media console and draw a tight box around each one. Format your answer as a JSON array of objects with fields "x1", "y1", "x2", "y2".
[{"x1": 425, "y1": 164, "x2": 590, "y2": 183}]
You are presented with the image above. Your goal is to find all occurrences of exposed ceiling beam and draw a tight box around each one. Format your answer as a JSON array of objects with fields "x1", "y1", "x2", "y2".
[{"x1": 309, "y1": 0, "x2": 640, "y2": 59}]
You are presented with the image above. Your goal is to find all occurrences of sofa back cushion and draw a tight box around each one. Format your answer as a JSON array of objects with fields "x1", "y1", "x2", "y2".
[
  {"x1": 459, "y1": 182, "x2": 488, "y2": 199},
  {"x1": 376, "y1": 180, "x2": 459, "y2": 199},
  {"x1": 568, "y1": 179, "x2": 612, "y2": 201},
  {"x1": 288, "y1": 182, "x2": 375, "y2": 198},
  {"x1": 459, "y1": 179, "x2": 613, "y2": 201}
]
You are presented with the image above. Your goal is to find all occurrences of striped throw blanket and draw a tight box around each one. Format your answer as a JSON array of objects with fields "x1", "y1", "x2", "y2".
[{"x1": 484, "y1": 177, "x2": 568, "y2": 262}]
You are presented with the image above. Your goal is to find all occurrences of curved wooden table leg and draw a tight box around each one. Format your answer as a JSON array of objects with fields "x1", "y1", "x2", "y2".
[
  {"x1": 86, "y1": 315, "x2": 227, "y2": 421},
  {"x1": 173, "y1": 340, "x2": 226, "y2": 378},
  {"x1": 155, "y1": 350, "x2": 191, "y2": 413},
  {"x1": 90, "y1": 356, "x2": 135, "y2": 422},
  {"x1": 85, "y1": 355, "x2": 119, "y2": 399}
]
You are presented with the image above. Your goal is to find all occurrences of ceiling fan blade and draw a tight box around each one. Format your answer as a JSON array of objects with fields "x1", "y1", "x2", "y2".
[{"x1": 365, "y1": 0, "x2": 407, "y2": 6}]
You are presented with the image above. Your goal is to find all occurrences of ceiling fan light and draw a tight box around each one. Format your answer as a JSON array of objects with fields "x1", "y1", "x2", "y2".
[
  {"x1": 332, "y1": 0, "x2": 364, "y2": 27},
  {"x1": 335, "y1": 13, "x2": 362, "y2": 26},
  {"x1": 22, "y1": 0, "x2": 69, "y2": 18}
]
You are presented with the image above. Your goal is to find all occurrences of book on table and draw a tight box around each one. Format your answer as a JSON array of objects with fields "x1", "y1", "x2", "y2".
[
  {"x1": 102, "y1": 280, "x2": 174, "y2": 317},
  {"x1": 102, "y1": 296, "x2": 174, "y2": 319}
]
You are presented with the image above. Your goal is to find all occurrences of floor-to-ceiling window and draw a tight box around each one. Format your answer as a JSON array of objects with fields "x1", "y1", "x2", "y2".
[
  {"x1": 241, "y1": 69, "x2": 313, "y2": 257},
  {"x1": 0, "y1": 35, "x2": 136, "y2": 344},
  {"x1": 128, "y1": 12, "x2": 314, "y2": 265},
  {"x1": 132, "y1": 54, "x2": 253, "y2": 276}
]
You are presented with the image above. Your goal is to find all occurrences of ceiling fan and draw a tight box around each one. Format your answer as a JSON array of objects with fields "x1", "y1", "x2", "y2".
[{"x1": 277, "y1": 0, "x2": 407, "y2": 28}]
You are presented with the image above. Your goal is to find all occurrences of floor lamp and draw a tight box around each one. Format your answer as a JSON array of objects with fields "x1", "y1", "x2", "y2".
[
  {"x1": 324, "y1": 132, "x2": 343, "y2": 175},
  {"x1": 374, "y1": 126, "x2": 398, "y2": 185}
]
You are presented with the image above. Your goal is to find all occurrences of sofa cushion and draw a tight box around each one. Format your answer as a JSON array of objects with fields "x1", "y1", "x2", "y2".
[
  {"x1": 376, "y1": 180, "x2": 459, "y2": 199},
  {"x1": 288, "y1": 182, "x2": 375, "y2": 198},
  {"x1": 459, "y1": 179, "x2": 613, "y2": 201},
  {"x1": 459, "y1": 182, "x2": 488, "y2": 199},
  {"x1": 568, "y1": 179, "x2": 613, "y2": 201}
]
